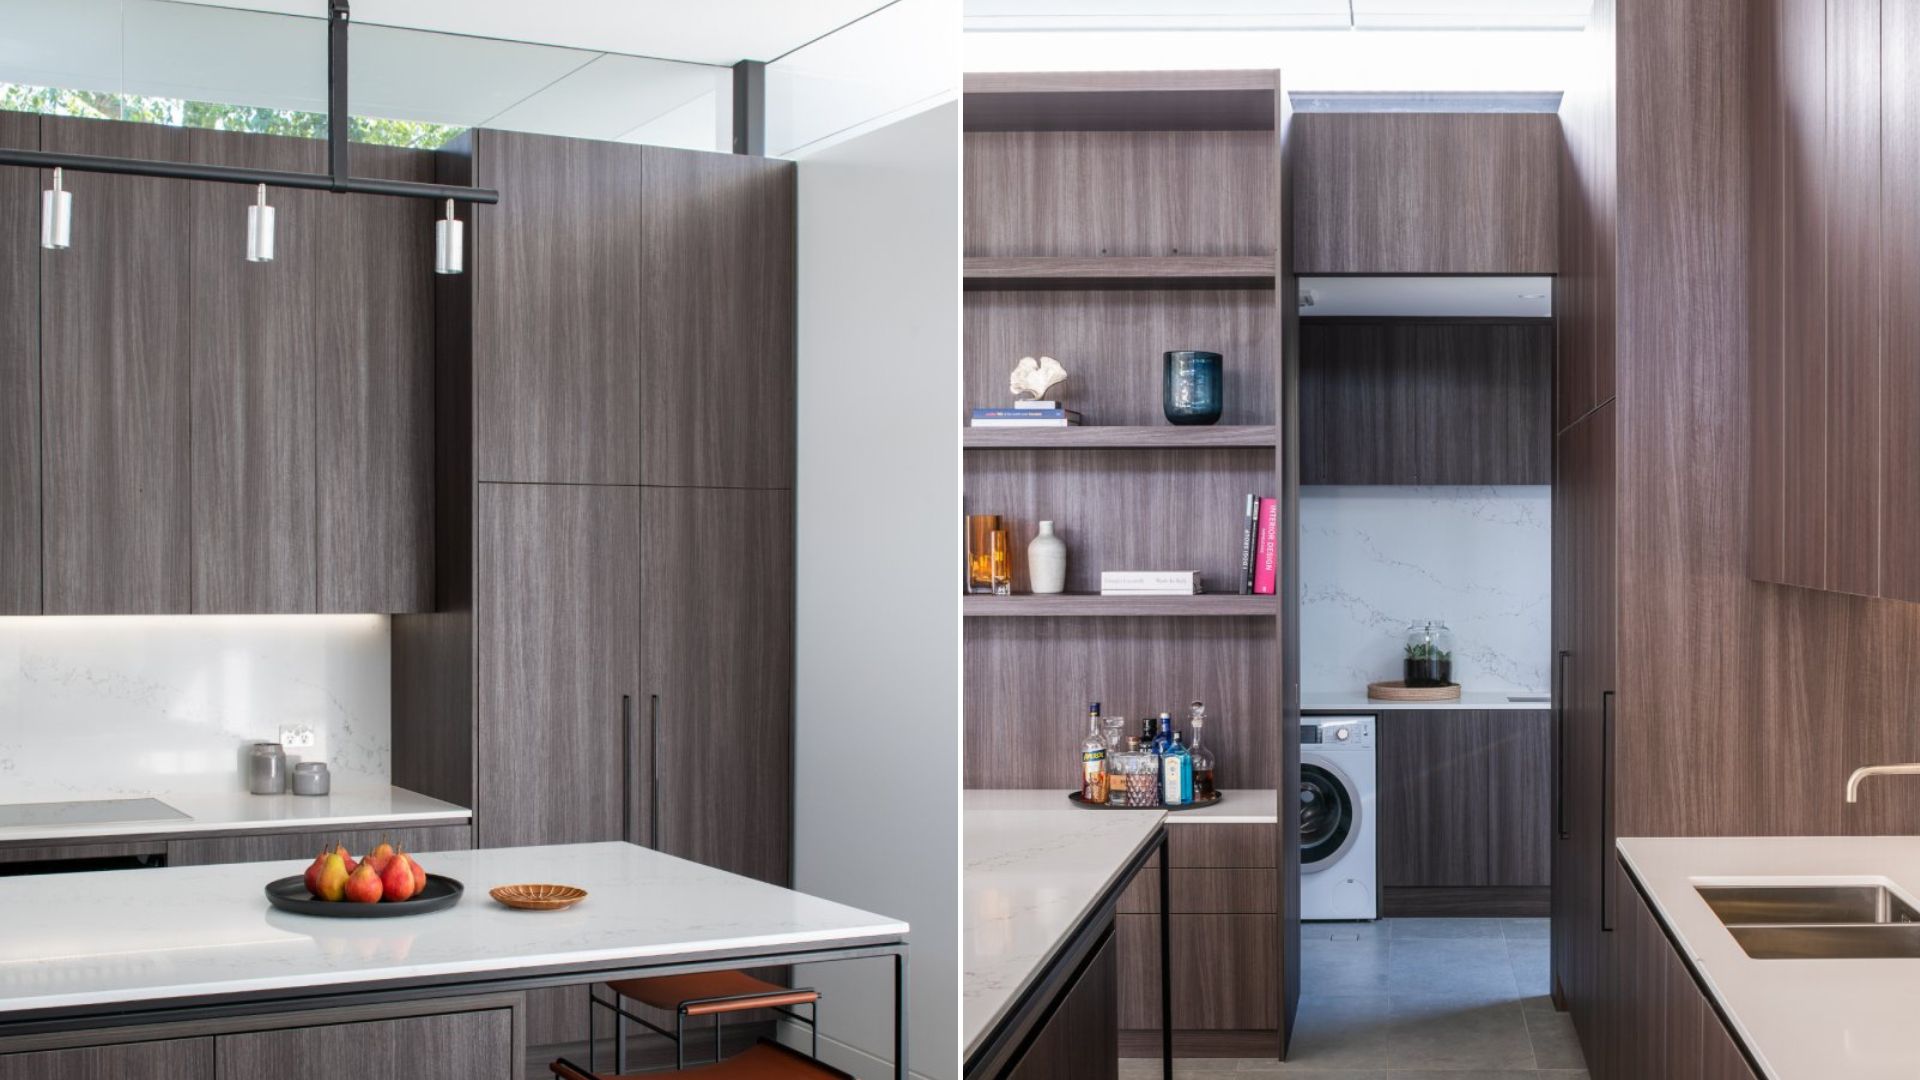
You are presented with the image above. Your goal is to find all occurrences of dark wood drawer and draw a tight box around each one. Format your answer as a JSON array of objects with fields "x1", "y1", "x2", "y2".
[
  {"x1": 1165, "y1": 823, "x2": 1276, "y2": 868},
  {"x1": 165, "y1": 824, "x2": 471, "y2": 867},
  {"x1": 1118, "y1": 869, "x2": 1276, "y2": 914},
  {"x1": 1116, "y1": 913, "x2": 1277, "y2": 1031},
  {"x1": 0, "y1": 1039, "x2": 211, "y2": 1080}
]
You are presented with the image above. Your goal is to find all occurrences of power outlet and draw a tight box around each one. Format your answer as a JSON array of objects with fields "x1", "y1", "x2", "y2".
[{"x1": 279, "y1": 725, "x2": 317, "y2": 750}]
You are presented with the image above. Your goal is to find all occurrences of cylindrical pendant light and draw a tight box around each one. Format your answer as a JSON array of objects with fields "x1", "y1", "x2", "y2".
[
  {"x1": 246, "y1": 184, "x2": 276, "y2": 263},
  {"x1": 41, "y1": 167, "x2": 71, "y2": 250},
  {"x1": 434, "y1": 198, "x2": 463, "y2": 275}
]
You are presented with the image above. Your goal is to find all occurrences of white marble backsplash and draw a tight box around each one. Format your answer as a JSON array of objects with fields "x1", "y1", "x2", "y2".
[
  {"x1": 0, "y1": 615, "x2": 391, "y2": 801},
  {"x1": 1300, "y1": 485, "x2": 1551, "y2": 695}
]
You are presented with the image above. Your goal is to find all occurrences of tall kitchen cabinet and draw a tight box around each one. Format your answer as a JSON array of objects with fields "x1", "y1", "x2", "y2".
[
  {"x1": 0, "y1": 112, "x2": 38, "y2": 614},
  {"x1": 394, "y1": 129, "x2": 795, "y2": 1047}
]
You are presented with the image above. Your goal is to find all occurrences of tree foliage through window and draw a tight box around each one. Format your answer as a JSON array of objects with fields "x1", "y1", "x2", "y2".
[{"x1": 0, "y1": 82, "x2": 462, "y2": 149}]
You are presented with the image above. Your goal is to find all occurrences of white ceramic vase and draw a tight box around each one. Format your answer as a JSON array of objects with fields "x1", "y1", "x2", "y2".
[{"x1": 1028, "y1": 520, "x2": 1067, "y2": 594}]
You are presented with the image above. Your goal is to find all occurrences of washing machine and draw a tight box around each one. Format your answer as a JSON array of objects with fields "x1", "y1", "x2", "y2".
[{"x1": 1299, "y1": 715, "x2": 1377, "y2": 921}]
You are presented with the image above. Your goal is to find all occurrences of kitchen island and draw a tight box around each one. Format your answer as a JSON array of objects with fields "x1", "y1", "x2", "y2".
[
  {"x1": 0, "y1": 842, "x2": 908, "y2": 1079},
  {"x1": 963, "y1": 789, "x2": 1169, "y2": 1080},
  {"x1": 1619, "y1": 835, "x2": 1920, "y2": 1079}
]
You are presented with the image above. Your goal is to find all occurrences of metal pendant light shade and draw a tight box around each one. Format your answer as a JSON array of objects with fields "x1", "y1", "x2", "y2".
[
  {"x1": 434, "y1": 198, "x2": 463, "y2": 275},
  {"x1": 41, "y1": 167, "x2": 71, "y2": 250},
  {"x1": 246, "y1": 184, "x2": 276, "y2": 263}
]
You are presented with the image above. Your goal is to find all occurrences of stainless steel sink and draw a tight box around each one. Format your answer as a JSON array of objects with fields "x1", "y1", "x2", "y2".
[
  {"x1": 1699, "y1": 884, "x2": 1920, "y2": 925},
  {"x1": 1698, "y1": 883, "x2": 1920, "y2": 959}
]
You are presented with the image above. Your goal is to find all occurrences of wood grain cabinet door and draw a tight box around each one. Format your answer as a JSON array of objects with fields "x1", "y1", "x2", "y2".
[
  {"x1": 214, "y1": 1008, "x2": 513, "y2": 1080},
  {"x1": 1007, "y1": 930, "x2": 1118, "y2": 1080},
  {"x1": 186, "y1": 130, "x2": 321, "y2": 613},
  {"x1": 1378, "y1": 709, "x2": 1550, "y2": 889},
  {"x1": 164, "y1": 824, "x2": 471, "y2": 867},
  {"x1": 39, "y1": 117, "x2": 193, "y2": 614},
  {"x1": 0, "y1": 112, "x2": 38, "y2": 614},
  {"x1": 0, "y1": 1039, "x2": 211, "y2": 1080},
  {"x1": 1117, "y1": 913, "x2": 1277, "y2": 1031},
  {"x1": 475, "y1": 483, "x2": 640, "y2": 848},
  {"x1": 640, "y1": 486, "x2": 793, "y2": 884},
  {"x1": 639, "y1": 149, "x2": 795, "y2": 489},
  {"x1": 470, "y1": 131, "x2": 644, "y2": 486}
]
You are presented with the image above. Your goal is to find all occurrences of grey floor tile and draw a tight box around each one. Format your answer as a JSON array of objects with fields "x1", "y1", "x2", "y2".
[
  {"x1": 1280, "y1": 993, "x2": 1395, "y2": 1069},
  {"x1": 1301, "y1": 918, "x2": 1387, "y2": 942},
  {"x1": 1386, "y1": 916, "x2": 1506, "y2": 939},
  {"x1": 1386, "y1": 992, "x2": 1537, "y2": 1071},
  {"x1": 1386, "y1": 936, "x2": 1522, "y2": 997},
  {"x1": 1507, "y1": 938, "x2": 1552, "y2": 995},
  {"x1": 1502, "y1": 917, "x2": 1551, "y2": 940},
  {"x1": 1299, "y1": 933, "x2": 1391, "y2": 995},
  {"x1": 1523, "y1": 994, "x2": 1590, "y2": 1070}
]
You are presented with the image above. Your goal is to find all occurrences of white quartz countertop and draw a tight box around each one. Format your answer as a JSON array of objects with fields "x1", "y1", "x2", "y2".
[
  {"x1": 0, "y1": 786, "x2": 471, "y2": 845},
  {"x1": 1618, "y1": 835, "x2": 1920, "y2": 1080},
  {"x1": 0, "y1": 841, "x2": 907, "y2": 1016},
  {"x1": 963, "y1": 789, "x2": 1165, "y2": 1057},
  {"x1": 1301, "y1": 690, "x2": 1550, "y2": 712},
  {"x1": 1166, "y1": 788, "x2": 1277, "y2": 825}
]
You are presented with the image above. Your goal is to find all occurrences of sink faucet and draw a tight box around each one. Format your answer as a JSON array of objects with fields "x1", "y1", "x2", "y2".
[{"x1": 1846, "y1": 764, "x2": 1920, "y2": 802}]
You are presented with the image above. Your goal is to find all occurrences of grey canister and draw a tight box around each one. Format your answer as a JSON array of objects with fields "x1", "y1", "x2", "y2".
[
  {"x1": 292, "y1": 761, "x2": 331, "y2": 797},
  {"x1": 248, "y1": 742, "x2": 287, "y2": 795}
]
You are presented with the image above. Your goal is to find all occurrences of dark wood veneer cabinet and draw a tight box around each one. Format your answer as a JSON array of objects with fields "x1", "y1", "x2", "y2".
[
  {"x1": 474, "y1": 483, "x2": 640, "y2": 850},
  {"x1": 1601, "y1": 864, "x2": 1756, "y2": 1080},
  {"x1": 1299, "y1": 319, "x2": 1552, "y2": 485},
  {"x1": 164, "y1": 824, "x2": 470, "y2": 867},
  {"x1": 0, "y1": 1039, "x2": 212, "y2": 1080},
  {"x1": 1376, "y1": 709, "x2": 1550, "y2": 912},
  {"x1": 1006, "y1": 931, "x2": 1118, "y2": 1080},
  {"x1": 214, "y1": 1006, "x2": 514, "y2": 1080},
  {"x1": 39, "y1": 117, "x2": 194, "y2": 614},
  {"x1": 1291, "y1": 113, "x2": 1558, "y2": 274},
  {"x1": 0, "y1": 113, "x2": 39, "y2": 614}
]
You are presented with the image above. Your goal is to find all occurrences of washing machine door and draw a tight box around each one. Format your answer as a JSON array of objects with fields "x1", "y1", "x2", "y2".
[{"x1": 1299, "y1": 757, "x2": 1360, "y2": 873}]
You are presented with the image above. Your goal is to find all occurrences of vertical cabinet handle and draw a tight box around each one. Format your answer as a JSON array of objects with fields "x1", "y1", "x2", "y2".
[
  {"x1": 650, "y1": 694, "x2": 661, "y2": 851},
  {"x1": 1555, "y1": 650, "x2": 1570, "y2": 841},
  {"x1": 621, "y1": 695, "x2": 635, "y2": 844},
  {"x1": 1599, "y1": 688, "x2": 1616, "y2": 932}
]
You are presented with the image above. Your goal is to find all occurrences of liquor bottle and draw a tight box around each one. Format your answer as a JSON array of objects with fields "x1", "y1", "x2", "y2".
[
  {"x1": 1152, "y1": 712, "x2": 1173, "y2": 756},
  {"x1": 1080, "y1": 705, "x2": 1108, "y2": 802},
  {"x1": 1188, "y1": 701, "x2": 1216, "y2": 799},
  {"x1": 1163, "y1": 731, "x2": 1193, "y2": 805}
]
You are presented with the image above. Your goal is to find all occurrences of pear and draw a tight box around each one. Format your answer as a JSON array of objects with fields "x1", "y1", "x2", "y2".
[
  {"x1": 380, "y1": 849, "x2": 417, "y2": 901},
  {"x1": 315, "y1": 851, "x2": 350, "y2": 902},
  {"x1": 332, "y1": 843, "x2": 359, "y2": 875},
  {"x1": 344, "y1": 860, "x2": 383, "y2": 903},
  {"x1": 402, "y1": 853, "x2": 429, "y2": 898},
  {"x1": 303, "y1": 847, "x2": 330, "y2": 896}
]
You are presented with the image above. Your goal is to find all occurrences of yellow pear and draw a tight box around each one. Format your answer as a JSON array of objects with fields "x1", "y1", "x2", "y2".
[{"x1": 315, "y1": 851, "x2": 350, "y2": 902}]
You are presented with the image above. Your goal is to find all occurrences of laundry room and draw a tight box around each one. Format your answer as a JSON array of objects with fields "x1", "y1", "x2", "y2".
[{"x1": 1293, "y1": 273, "x2": 1554, "y2": 1029}]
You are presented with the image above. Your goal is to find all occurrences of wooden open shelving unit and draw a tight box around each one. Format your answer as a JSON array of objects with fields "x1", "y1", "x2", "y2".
[{"x1": 961, "y1": 69, "x2": 1300, "y2": 1056}]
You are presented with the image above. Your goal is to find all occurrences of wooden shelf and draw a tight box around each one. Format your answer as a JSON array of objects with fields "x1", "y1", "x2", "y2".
[
  {"x1": 964, "y1": 593, "x2": 1277, "y2": 617},
  {"x1": 965, "y1": 425, "x2": 1277, "y2": 450},
  {"x1": 963, "y1": 255, "x2": 1276, "y2": 290},
  {"x1": 963, "y1": 70, "x2": 1281, "y2": 132}
]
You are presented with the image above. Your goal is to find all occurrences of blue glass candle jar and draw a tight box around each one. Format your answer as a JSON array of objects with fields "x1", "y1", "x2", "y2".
[{"x1": 1163, "y1": 350, "x2": 1224, "y2": 425}]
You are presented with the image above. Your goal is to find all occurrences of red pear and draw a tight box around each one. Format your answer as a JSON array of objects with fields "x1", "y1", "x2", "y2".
[
  {"x1": 402, "y1": 853, "x2": 428, "y2": 898},
  {"x1": 380, "y1": 850, "x2": 416, "y2": 901},
  {"x1": 344, "y1": 860, "x2": 383, "y2": 903},
  {"x1": 303, "y1": 848, "x2": 330, "y2": 896}
]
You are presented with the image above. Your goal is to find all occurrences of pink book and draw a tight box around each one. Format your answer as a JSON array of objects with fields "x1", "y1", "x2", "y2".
[{"x1": 1253, "y1": 497, "x2": 1279, "y2": 595}]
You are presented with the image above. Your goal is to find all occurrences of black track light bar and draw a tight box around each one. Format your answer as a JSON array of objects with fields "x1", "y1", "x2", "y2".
[{"x1": 0, "y1": 0, "x2": 499, "y2": 206}]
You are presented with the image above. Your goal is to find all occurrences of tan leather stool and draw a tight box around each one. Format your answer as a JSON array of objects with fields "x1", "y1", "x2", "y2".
[
  {"x1": 588, "y1": 972, "x2": 822, "y2": 1071},
  {"x1": 553, "y1": 1038, "x2": 851, "y2": 1079}
]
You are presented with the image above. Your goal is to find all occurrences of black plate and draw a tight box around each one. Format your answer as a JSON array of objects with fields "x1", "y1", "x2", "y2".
[
  {"x1": 263, "y1": 874, "x2": 464, "y2": 917},
  {"x1": 1068, "y1": 791, "x2": 1223, "y2": 811}
]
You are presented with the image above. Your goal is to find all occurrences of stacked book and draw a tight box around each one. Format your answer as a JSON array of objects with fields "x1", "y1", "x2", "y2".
[
  {"x1": 1237, "y1": 494, "x2": 1279, "y2": 596},
  {"x1": 1100, "y1": 571, "x2": 1204, "y2": 596},
  {"x1": 969, "y1": 400, "x2": 1084, "y2": 428}
]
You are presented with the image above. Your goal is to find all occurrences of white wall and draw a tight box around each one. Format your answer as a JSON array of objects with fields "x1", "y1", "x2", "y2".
[
  {"x1": 1299, "y1": 486, "x2": 1551, "y2": 694},
  {"x1": 0, "y1": 615, "x2": 391, "y2": 801},
  {"x1": 792, "y1": 102, "x2": 959, "y2": 1080}
]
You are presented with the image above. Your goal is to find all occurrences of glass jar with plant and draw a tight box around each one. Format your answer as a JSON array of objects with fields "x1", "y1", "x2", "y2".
[{"x1": 1403, "y1": 621, "x2": 1454, "y2": 687}]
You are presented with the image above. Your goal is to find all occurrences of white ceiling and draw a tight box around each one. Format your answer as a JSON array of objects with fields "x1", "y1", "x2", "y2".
[
  {"x1": 965, "y1": 0, "x2": 1591, "y2": 31},
  {"x1": 172, "y1": 0, "x2": 901, "y2": 65}
]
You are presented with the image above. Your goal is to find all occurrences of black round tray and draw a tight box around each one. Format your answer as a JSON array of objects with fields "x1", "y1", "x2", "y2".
[
  {"x1": 263, "y1": 873, "x2": 464, "y2": 917},
  {"x1": 1068, "y1": 790, "x2": 1222, "y2": 812}
]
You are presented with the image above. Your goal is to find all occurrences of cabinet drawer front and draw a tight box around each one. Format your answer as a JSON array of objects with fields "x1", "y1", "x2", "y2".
[
  {"x1": 1116, "y1": 913, "x2": 1278, "y2": 1031},
  {"x1": 0, "y1": 1039, "x2": 211, "y2": 1080},
  {"x1": 165, "y1": 824, "x2": 471, "y2": 867},
  {"x1": 1166, "y1": 823, "x2": 1276, "y2": 868},
  {"x1": 1119, "y1": 869, "x2": 1277, "y2": 914},
  {"x1": 215, "y1": 1008, "x2": 513, "y2": 1080}
]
